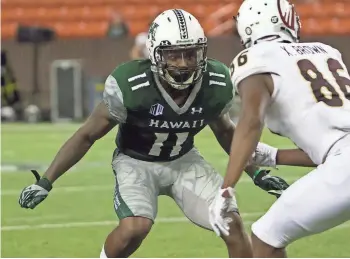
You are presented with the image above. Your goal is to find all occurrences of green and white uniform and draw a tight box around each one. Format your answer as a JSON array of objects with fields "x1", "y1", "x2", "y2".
[{"x1": 103, "y1": 59, "x2": 237, "y2": 228}]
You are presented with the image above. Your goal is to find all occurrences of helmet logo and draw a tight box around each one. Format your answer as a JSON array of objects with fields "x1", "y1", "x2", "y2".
[
  {"x1": 149, "y1": 22, "x2": 159, "y2": 42},
  {"x1": 160, "y1": 40, "x2": 171, "y2": 46},
  {"x1": 271, "y1": 16, "x2": 279, "y2": 24},
  {"x1": 245, "y1": 27, "x2": 252, "y2": 35},
  {"x1": 277, "y1": 0, "x2": 296, "y2": 30},
  {"x1": 197, "y1": 38, "x2": 207, "y2": 44}
]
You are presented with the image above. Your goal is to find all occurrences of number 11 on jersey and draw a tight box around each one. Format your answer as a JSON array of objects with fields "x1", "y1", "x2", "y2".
[{"x1": 149, "y1": 132, "x2": 189, "y2": 157}]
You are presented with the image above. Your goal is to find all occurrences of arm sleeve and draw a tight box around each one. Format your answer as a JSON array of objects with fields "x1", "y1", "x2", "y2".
[{"x1": 103, "y1": 75, "x2": 127, "y2": 123}]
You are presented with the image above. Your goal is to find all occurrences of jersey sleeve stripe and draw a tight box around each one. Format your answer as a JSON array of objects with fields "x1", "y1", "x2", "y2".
[
  {"x1": 209, "y1": 72, "x2": 225, "y2": 78},
  {"x1": 128, "y1": 73, "x2": 147, "y2": 82},
  {"x1": 209, "y1": 80, "x2": 226, "y2": 86},
  {"x1": 131, "y1": 81, "x2": 150, "y2": 91}
]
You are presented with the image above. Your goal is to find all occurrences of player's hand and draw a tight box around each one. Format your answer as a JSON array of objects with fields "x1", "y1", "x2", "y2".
[
  {"x1": 208, "y1": 187, "x2": 235, "y2": 237},
  {"x1": 251, "y1": 142, "x2": 278, "y2": 167},
  {"x1": 19, "y1": 170, "x2": 52, "y2": 209},
  {"x1": 253, "y1": 169, "x2": 289, "y2": 198}
]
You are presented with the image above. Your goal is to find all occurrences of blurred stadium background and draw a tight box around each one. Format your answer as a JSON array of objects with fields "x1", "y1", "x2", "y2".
[{"x1": 1, "y1": 0, "x2": 350, "y2": 257}]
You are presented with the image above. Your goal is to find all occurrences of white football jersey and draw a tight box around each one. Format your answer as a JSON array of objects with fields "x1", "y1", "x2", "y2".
[{"x1": 231, "y1": 41, "x2": 350, "y2": 164}]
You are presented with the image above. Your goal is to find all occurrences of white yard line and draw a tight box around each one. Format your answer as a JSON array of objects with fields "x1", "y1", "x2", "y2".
[
  {"x1": 1, "y1": 125, "x2": 81, "y2": 132},
  {"x1": 1, "y1": 177, "x2": 301, "y2": 196},
  {"x1": 1, "y1": 165, "x2": 19, "y2": 172},
  {"x1": 0, "y1": 163, "x2": 112, "y2": 173},
  {"x1": 1, "y1": 185, "x2": 115, "y2": 195},
  {"x1": 2, "y1": 216, "x2": 349, "y2": 232},
  {"x1": 4, "y1": 215, "x2": 72, "y2": 222},
  {"x1": 2, "y1": 212, "x2": 262, "y2": 223},
  {"x1": 1, "y1": 218, "x2": 253, "y2": 231}
]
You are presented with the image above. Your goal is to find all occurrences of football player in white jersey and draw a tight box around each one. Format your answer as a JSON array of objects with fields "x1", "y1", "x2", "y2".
[{"x1": 209, "y1": 0, "x2": 350, "y2": 257}]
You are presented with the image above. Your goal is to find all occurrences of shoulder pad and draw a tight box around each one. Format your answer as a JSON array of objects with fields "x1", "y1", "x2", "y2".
[{"x1": 230, "y1": 43, "x2": 278, "y2": 90}]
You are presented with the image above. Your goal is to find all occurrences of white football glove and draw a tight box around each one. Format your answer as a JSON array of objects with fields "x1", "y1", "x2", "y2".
[
  {"x1": 250, "y1": 142, "x2": 278, "y2": 168},
  {"x1": 208, "y1": 187, "x2": 236, "y2": 237}
]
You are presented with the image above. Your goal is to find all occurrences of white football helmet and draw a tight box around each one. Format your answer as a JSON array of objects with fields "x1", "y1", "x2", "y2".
[
  {"x1": 235, "y1": 0, "x2": 301, "y2": 48},
  {"x1": 146, "y1": 9, "x2": 207, "y2": 90}
]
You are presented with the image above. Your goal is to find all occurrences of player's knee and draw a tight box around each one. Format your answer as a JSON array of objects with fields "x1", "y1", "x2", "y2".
[
  {"x1": 118, "y1": 216, "x2": 153, "y2": 241},
  {"x1": 251, "y1": 232, "x2": 286, "y2": 257},
  {"x1": 221, "y1": 212, "x2": 246, "y2": 245},
  {"x1": 251, "y1": 232, "x2": 270, "y2": 253}
]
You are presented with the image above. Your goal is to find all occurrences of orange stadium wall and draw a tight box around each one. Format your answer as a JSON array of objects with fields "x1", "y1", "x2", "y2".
[{"x1": 2, "y1": 36, "x2": 350, "y2": 112}]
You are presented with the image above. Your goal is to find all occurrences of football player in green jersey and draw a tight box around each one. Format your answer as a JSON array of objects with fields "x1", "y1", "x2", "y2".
[{"x1": 19, "y1": 9, "x2": 292, "y2": 258}]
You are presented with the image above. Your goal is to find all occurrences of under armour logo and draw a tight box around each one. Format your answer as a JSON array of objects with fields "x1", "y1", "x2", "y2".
[
  {"x1": 150, "y1": 103, "x2": 164, "y2": 116},
  {"x1": 191, "y1": 107, "x2": 203, "y2": 114}
]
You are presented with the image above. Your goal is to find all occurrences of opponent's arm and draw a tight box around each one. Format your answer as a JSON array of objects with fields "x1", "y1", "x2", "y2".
[
  {"x1": 222, "y1": 73, "x2": 272, "y2": 188},
  {"x1": 43, "y1": 102, "x2": 117, "y2": 183},
  {"x1": 276, "y1": 149, "x2": 317, "y2": 167},
  {"x1": 209, "y1": 113, "x2": 289, "y2": 197},
  {"x1": 208, "y1": 64, "x2": 266, "y2": 177},
  {"x1": 209, "y1": 103, "x2": 317, "y2": 171}
]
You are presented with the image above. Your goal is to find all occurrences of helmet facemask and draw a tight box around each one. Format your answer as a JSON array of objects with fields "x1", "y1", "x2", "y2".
[{"x1": 154, "y1": 43, "x2": 207, "y2": 90}]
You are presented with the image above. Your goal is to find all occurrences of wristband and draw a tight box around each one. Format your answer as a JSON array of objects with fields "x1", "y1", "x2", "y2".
[{"x1": 37, "y1": 178, "x2": 53, "y2": 192}]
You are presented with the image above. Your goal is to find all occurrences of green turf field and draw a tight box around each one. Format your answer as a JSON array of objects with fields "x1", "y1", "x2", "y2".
[{"x1": 1, "y1": 123, "x2": 349, "y2": 257}]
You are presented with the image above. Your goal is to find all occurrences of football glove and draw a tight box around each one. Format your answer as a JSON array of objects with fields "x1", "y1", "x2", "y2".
[
  {"x1": 208, "y1": 187, "x2": 236, "y2": 237},
  {"x1": 19, "y1": 170, "x2": 52, "y2": 209},
  {"x1": 253, "y1": 169, "x2": 289, "y2": 198},
  {"x1": 251, "y1": 142, "x2": 278, "y2": 168}
]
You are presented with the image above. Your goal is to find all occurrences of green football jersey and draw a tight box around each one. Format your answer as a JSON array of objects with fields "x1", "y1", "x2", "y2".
[{"x1": 103, "y1": 59, "x2": 234, "y2": 162}]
